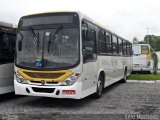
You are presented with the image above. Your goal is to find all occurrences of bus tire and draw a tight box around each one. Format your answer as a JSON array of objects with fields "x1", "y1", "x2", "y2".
[
  {"x1": 120, "y1": 68, "x2": 127, "y2": 83},
  {"x1": 92, "y1": 75, "x2": 104, "y2": 99}
]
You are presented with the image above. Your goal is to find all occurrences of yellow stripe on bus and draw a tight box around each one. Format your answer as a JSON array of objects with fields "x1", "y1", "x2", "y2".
[{"x1": 18, "y1": 69, "x2": 73, "y2": 82}]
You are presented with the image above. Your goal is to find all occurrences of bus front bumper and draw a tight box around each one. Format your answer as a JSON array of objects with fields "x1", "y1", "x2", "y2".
[{"x1": 14, "y1": 80, "x2": 82, "y2": 99}]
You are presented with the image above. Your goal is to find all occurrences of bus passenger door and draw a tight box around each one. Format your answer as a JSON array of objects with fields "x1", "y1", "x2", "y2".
[{"x1": 81, "y1": 22, "x2": 97, "y2": 93}]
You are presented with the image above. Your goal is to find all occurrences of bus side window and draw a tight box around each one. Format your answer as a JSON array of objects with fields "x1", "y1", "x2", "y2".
[
  {"x1": 82, "y1": 24, "x2": 96, "y2": 63},
  {"x1": 123, "y1": 40, "x2": 127, "y2": 56},
  {"x1": 112, "y1": 35, "x2": 119, "y2": 55},
  {"x1": 98, "y1": 29, "x2": 106, "y2": 54},
  {"x1": 106, "y1": 32, "x2": 112, "y2": 55},
  {"x1": 118, "y1": 38, "x2": 123, "y2": 56},
  {"x1": 130, "y1": 44, "x2": 133, "y2": 56},
  {"x1": 126, "y1": 42, "x2": 130, "y2": 56}
]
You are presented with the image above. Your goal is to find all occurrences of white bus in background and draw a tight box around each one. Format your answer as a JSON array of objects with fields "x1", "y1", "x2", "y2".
[
  {"x1": 132, "y1": 44, "x2": 157, "y2": 73},
  {"x1": 0, "y1": 21, "x2": 16, "y2": 94},
  {"x1": 14, "y1": 12, "x2": 132, "y2": 99}
]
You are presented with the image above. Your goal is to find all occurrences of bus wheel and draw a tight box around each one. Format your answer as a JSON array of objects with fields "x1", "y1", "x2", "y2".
[
  {"x1": 93, "y1": 76, "x2": 104, "y2": 98},
  {"x1": 120, "y1": 70, "x2": 127, "y2": 83}
]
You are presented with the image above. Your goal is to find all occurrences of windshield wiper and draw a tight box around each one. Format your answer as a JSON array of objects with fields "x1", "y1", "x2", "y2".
[
  {"x1": 47, "y1": 26, "x2": 63, "y2": 53},
  {"x1": 29, "y1": 27, "x2": 40, "y2": 52}
]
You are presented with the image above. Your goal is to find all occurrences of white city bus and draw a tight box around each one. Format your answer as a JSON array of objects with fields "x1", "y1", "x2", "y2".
[
  {"x1": 0, "y1": 21, "x2": 16, "y2": 94},
  {"x1": 132, "y1": 44, "x2": 157, "y2": 73},
  {"x1": 14, "y1": 12, "x2": 132, "y2": 99}
]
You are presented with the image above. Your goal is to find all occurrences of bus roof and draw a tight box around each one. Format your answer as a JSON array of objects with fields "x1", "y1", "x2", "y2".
[
  {"x1": 133, "y1": 44, "x2": 150, "y2": 46},
  {"x1": 0, "y1": 21, "x2": 13, "y2": 28}
]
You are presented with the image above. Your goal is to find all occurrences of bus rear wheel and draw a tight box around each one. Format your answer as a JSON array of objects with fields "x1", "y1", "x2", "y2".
[{"x1": 93, "y1": 76, "x2": 104, "y2": 98}]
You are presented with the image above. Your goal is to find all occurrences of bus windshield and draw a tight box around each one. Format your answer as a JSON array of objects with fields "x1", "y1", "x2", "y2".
[{"x1": 16, "y1": 27, "x2": 79, "y2": 69}]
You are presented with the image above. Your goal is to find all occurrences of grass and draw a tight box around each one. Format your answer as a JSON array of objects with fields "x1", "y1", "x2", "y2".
[{"x1": 127, "y1": 74, "x2": 160, "y2": 80}]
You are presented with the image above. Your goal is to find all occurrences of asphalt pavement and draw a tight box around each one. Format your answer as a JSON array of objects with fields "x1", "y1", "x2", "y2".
[{"x1": 0, "y1": 82, "x2": 160, "y2": 120}]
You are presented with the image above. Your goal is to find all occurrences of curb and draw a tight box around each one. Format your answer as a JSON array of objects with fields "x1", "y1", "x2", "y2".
[
  {"x1": 127, "y1": 80, "x2": 159, "y2": 83},
  {"x1": 127, "y1": 80, "x2": 139, "y2": 83}
]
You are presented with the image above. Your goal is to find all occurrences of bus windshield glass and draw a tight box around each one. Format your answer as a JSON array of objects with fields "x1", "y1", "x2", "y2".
[
  {"x1": 141, "y1": 46, "x2": 149, "y2": 54},
  {"x1": 16, "y1": 27, "x2": 79, "y2": 69}
]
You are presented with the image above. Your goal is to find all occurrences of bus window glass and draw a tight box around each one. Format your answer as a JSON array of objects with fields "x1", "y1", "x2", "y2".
[
  {"x1": 82, "y1": 26, "x2": 96, "y2": 62},
  {"x1": 98, "y1": 30, "x2": 106, "y2": 54},
  {"x1": 123, "y1": 40, "x2": 127, "y2": 55},
  {"x1": 126, "y1": 42, "x2": 130, "y2": 55},
  {"x1": 130, "y1": 44, "x2": 132, "y2": 55},
  {"x1": 118, "y1": 38, "x2": 123, "y2": 55},
  {"x1": 133, "y1": 45, "x2": 141, "y2": 55},
  {"x1": 112, "y1": 35, "x2": 118, "y2": 55},
  {"x1": 141, "y1": 46, "x2": 149, "y2": 54},
  {"x1": 16, "y1": 28, "x2": 79, "y2": 68},
  {"x1": 106, "y1": 32, "x2": 112, "y2": 54}
]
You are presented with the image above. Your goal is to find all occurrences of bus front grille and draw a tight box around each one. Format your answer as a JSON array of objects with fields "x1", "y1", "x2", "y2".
[
  {"x1": 32, "y1": 87, "x2": 55, "y2": 93},
  {"x1": 17, "y1": 69, "x2": 73, "y2": 82},
  {"x1": 23, "y1": 72, "x2": 65, "y2": 79},
  {"x1": 30, "y1": 81, "x2": 58, "y2": 84}
]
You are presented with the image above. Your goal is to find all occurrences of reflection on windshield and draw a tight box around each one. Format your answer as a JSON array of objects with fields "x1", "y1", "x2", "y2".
[{"x1": 16, "y1": 27, "x2": 79, "y2": 69}]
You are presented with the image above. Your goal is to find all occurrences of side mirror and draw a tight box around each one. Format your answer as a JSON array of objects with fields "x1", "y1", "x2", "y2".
[{"x1": 18, "y1": 40, "x2": 22, "y2": 51}]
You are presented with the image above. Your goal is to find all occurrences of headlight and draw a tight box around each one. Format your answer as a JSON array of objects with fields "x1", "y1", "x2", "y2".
[
  {"x1": 61, "y1": 72, "x2": 81, "y2": 86},
  {"x1": 15, "y1": 73, "x2": 28, "y2": 84}
]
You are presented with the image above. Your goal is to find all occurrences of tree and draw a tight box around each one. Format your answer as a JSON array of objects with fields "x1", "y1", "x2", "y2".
[
  {"x1": 132, "y1": 37, "x2": 139, "y2": 44},
  {"x1": 143, "y1": 35, "x2": 160, "y2": 51}
]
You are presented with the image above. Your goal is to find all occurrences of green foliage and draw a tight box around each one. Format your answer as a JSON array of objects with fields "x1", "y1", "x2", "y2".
[
  {"x1": 127, "y1": 74, "x2": 160, "y2": 80},
  {"x1": 132, "y1": 37, "x2": 139, "y2": 44}
]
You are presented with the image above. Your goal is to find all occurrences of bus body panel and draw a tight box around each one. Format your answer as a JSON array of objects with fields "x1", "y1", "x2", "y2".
[
  {"x1": 0, "y1": 63, "x2": 14, "y2": 94},
  {"x1": 14, "y1": 80, "x2": 82, "y2": 99},
  {"x1": 97, "y1": 56, "x2": 132, "y2": 88},
  {"x1": 0, "y1": 63, "x2": 14, "y2": 86}
]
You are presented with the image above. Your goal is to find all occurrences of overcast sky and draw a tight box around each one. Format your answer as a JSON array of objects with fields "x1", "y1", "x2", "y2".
[{"x1": 1, "y1": 0, "x2": 160, "y2": 41}]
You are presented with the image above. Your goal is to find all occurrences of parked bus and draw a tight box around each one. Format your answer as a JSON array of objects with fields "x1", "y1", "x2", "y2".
[
  {"x1": 0, "y1": 21, "x2": 16, "y2": 94},
  {"x1": 14, "y1": 12, "x2": 132, "y2": 99},
  {"x1": 132, "y1": 44, "x2": 157, "y2": 73}
]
